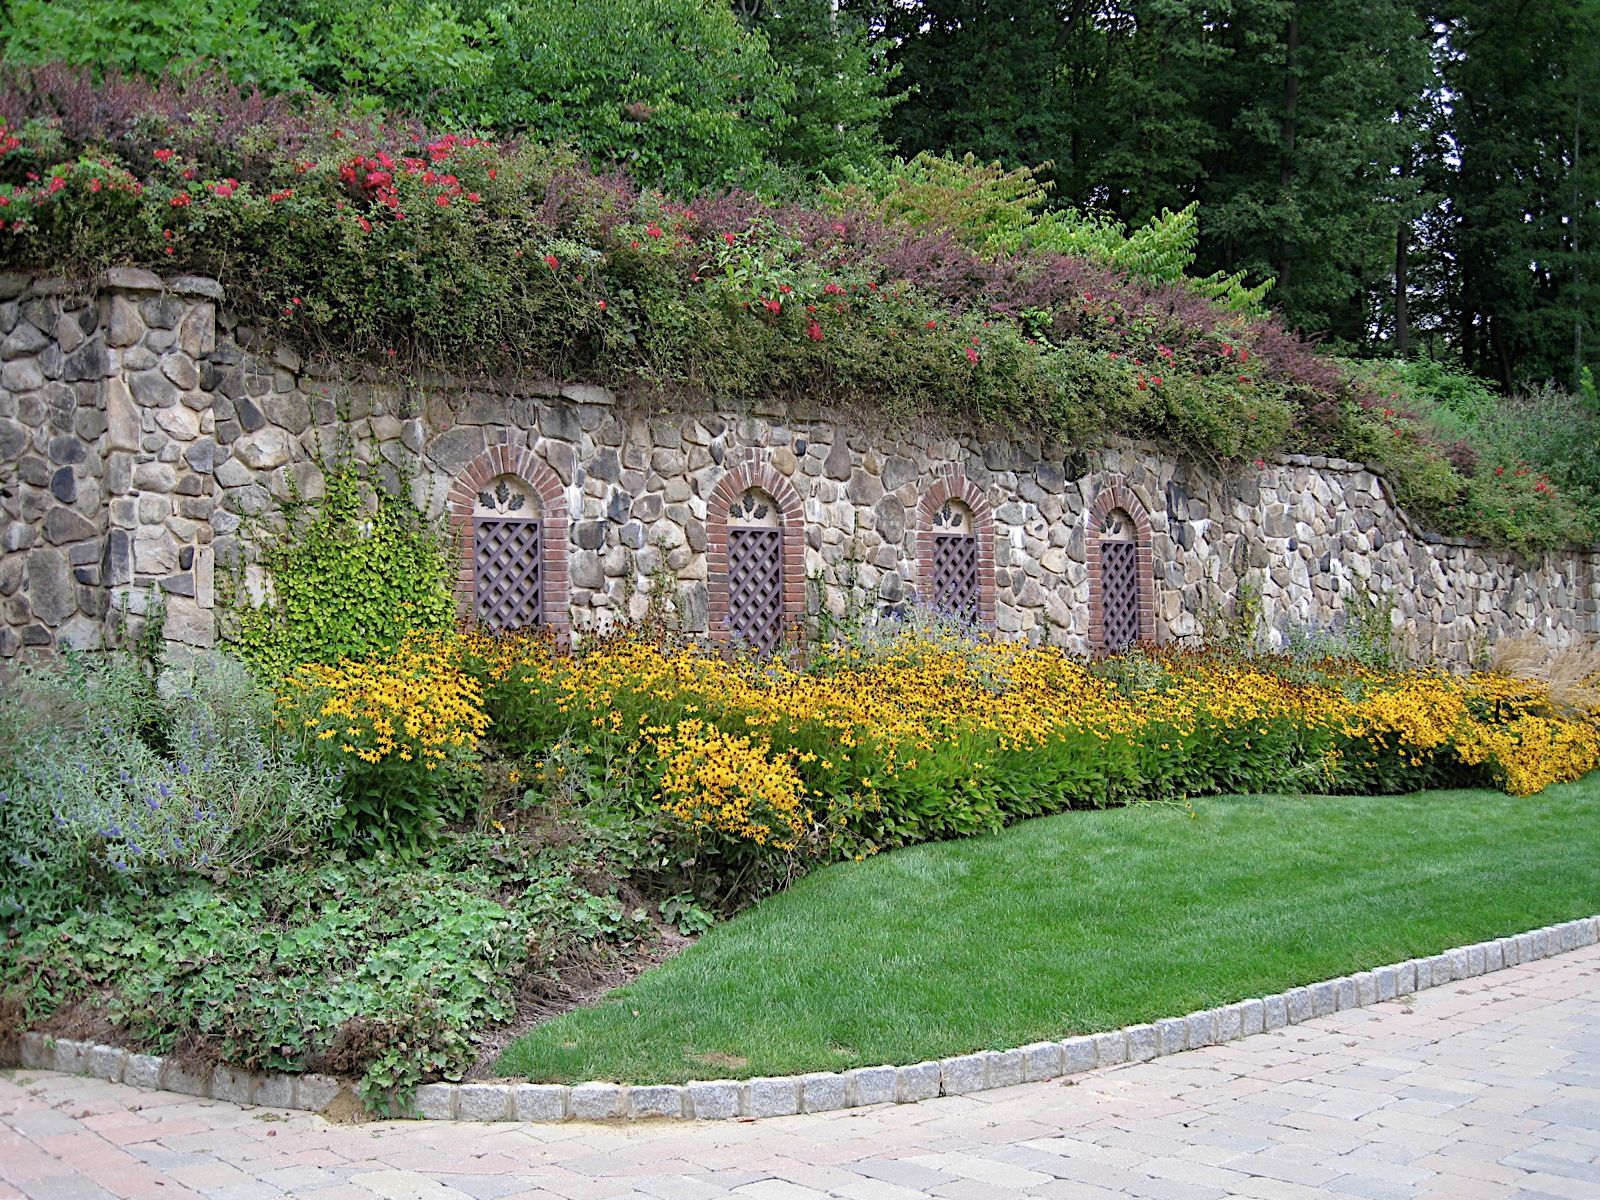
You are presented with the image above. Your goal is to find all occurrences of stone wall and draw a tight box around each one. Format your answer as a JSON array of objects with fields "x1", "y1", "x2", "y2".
[{"x1": 3, "y1": 271, "x2": 1597, "y2": 663}]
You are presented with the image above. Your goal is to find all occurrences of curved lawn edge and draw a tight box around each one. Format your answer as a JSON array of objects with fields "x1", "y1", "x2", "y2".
[{"x1": 5, "y1": 913, "x2": 1598, "y2": 1121}]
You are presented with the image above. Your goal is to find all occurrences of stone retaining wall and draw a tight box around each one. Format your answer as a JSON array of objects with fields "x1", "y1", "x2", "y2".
[{"x1": 3, "y1": 271, "x2": 1597, "y2": 661}]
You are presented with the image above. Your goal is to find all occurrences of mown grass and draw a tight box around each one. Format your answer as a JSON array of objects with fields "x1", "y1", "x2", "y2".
[{"x1": 497, "y1": 779, "x2": 1600, "y2": 1084}]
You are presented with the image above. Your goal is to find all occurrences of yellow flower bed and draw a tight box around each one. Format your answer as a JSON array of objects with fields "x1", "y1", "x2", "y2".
[{"x1": 281, "y1": 634, "x2": 489, "y2": 770}]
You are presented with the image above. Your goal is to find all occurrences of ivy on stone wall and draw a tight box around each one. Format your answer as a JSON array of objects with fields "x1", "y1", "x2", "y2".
[{"x1": 226, "y1": 461, "x2": 455, "y2": 679}]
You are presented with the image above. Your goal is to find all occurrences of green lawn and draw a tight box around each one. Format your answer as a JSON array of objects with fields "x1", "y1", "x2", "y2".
[{"x1": 497, "y1": 779, "x2": 1600, "y2": 1084}]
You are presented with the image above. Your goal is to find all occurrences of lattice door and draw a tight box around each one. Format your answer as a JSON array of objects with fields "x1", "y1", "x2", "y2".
[
  {"x1": 728, "y1": 527, "x2": 784, "y2": 654},
  {"x1": 1100, "y1": 540, "x2": 1140, "y2": 651},
  {"x1": 932, "y1": 534, "x2": 980, "y2": 620},
  {"x1": 475, "y1": 518, "x2": 543, "y2": 632}
]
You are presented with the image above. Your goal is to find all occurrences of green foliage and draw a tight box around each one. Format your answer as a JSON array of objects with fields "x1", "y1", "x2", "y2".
[
  {"x1": 229, "y1": 462, "x2": 456, "y2": 678},
  {"x1": 1, "y1": 791, "x2": 651, "y2": 1111},
  {"x1": 828, "y1": 154, "x2": 1274, "y2": 310},
  {"x1": 1340, "y1": 357, "x2": 1600, "y2": 553},
  {"x1": 0, "y1": 651, "x2": 340, "y2": 933}
]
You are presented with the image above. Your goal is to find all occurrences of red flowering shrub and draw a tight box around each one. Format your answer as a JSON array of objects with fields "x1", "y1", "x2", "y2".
[{"x1": 0, "y1": 64, "x2": 1592, "y2": 551}]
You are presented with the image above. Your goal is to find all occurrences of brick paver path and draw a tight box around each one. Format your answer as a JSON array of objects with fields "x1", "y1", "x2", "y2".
[{"x1": 4, "y1": 945, "x2": 1598, "y2": 1200}]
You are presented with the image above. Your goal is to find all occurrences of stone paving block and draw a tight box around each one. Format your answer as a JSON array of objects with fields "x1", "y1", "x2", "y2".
[
  {"x1": 1466, "y1": 944, "x2": 1487, "y2": 976},
  {"x1": 1397, "y1": 960, "x2": 1420, "y2": 994},
  {"x1": 568, "y1": 1081, "x2": 623, "y2": 1121},
  {"x1": 254, "y1": 1073, "x2": 294, "y2": 1109},
  {"x1": 123, "y1": 1053, "x2": 162, "y2": 1089},
  {"x1": 1500, "y1": 936, "x2": 1522, "y2": 967},
  {"x1": 848, "y1": 1065, "x2": 895, "y2": 1107},
  {"x1": 160, "y1": 1058, "x2": 212, "y2": 1098},
  {"x1": 1155, "y1": 1018, "x2": 1188, "y2": 1056},
  {"x1": 1020, "y1": 1041, "x2": 1063, "y2": 1082},
  {"x1": 86, "y1": 1044, "x2": 126, "y2": 1083},
  {"x1": 51, "y1": 1038, "x2": 88, "y2": 1074},
  {"x1": 630, "y1": 1085, "x2": 686, "y2": 1119},
  {"x1": 1125, "y1": 1024, "x2": 1159, "y2": 1062},
  {"x1": 1354, "y1": 974, "x2": 1378, "y2": 1008},
  {"x1": 17, "y1": 1031, "x2": 49, "y2": 1070},
  {"x1": 294, "y1": 1073, "x2": 342, "y2": 1112},
  {"x1": 1263, "y1": 995, "x2": 1288, "y2": 1030},
  {"x1": 1427, "y1": 953, "x2": 1454, "y2": 984},
  {"x1": 799, "y1": 1072, "x2": 848, "y2": 1113},
  {"x1": 1238, "y1": 998, "x2": 1265, "y2": 1037},
  {"x1": 1186, "y1": 1010, "x2": 1217, "y2": 1048},
  {"x1": 1215, "y1": 1002, "x2": 1244, "y2": 1042},
  {"x1": 984, "y1": 1049, "x2": 1024, "y2": 1088},
  {"x1": 212, "y1": 1065, "x2": 257, "y2": 1106},
  {"x1": 1312, "y1": 980, "x2": 1339, "y2": 1016},
  {"x1": 1059, "y1": 1037, "x2": 1095, "y2": 1076},
  {"x1": 1092, "y1": 1031, "x2": 1127, "y2": 1067},
  {"x1": 1483, "y1": 941, "x2": 1504, "y2": 972},
  {"x1": 513, "y1": 1082, "x2": 567, "y2": 1121},
  {"x1": 895, "y1": 1061, "x2": 940, "y2": 1103},
  {"x1": 1530, "y1": 930, "x2": 1550, "y2": 958},
  {"x1": 458, "y1": 1082, "x2": 513, "y2": 1121},
  {"x1": 744, "y1": 1076, "x2": 800, "y2": 1118},
  {"x1": 940, "y1": 1054, "x2": 988, "y2": 1095},
  {"x1": 413, "y1": 1083, "x2": 456, "y2": 1120},
  {"x1": 1374, "y1": 965, "x2": 1398, "y2": 1001},
  {"x1": 1286, "y1": 987, "x2": 1314, "y2": 1023},
  {"x1": 688, "y1": 1079, "x2": 742, "y2": 1119},
  {"x1": 1447, "y1": 948, "x2": 1471, "y2": 980}
]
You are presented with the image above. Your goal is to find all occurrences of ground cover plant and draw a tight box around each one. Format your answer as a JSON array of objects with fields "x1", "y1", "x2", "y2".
[
  {"x1": 496, "y1": 779, "x2": 1600, "y2": 1085},
  {"x1": 0, "y1": 66, "x2": 1595, "y2": 551},
  {"x1": 3, "y1": 615, "x2": 1598, "y2": 1110}
]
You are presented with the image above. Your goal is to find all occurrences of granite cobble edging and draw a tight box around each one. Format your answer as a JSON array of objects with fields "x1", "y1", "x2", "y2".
[{"x1": 8, "y1": 914, "x2": 1598, "y2": 1122}]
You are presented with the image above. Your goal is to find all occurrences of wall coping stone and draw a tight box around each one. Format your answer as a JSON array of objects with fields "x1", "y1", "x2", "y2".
[{"x1": 8, "y1": 914, "x2": 1596, "y2": 1123}]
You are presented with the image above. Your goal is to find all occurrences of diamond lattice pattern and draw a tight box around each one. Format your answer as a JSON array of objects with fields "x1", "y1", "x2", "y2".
[
  {"x1": 475, "y1": 519, "x2": 543, "y2": 632},
  {"x1": 932, "y1": 534, "x2": 980, "y2": 620},
  {"x1": 728, "y1": 527, "x2": 784, "y2": 654},
  {"x1": 1101, "y1": 539, "x2": 1140, "y2": 650}
]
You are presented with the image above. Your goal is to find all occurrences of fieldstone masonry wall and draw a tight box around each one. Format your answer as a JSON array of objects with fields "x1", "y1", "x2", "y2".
[{"x1": 2, "y1": 272, "x2": 1597, "y2": 662}]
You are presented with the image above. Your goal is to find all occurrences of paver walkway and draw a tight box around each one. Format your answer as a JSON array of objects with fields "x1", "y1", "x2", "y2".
[{"x1": 4, "y1": 945, "x2": 1598, "y2": 1200}]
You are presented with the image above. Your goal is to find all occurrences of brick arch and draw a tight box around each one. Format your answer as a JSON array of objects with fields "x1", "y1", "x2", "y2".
[
  {"x1": 706, "y1": 456, "x2": 806, "y2": 646},
  {"x1": 447, "y1": 445, "x2": 569, "y2": 631},
  {"x1": 1086, "y1": 474, "x2": 1155, "y2": 652},
  {"x1": 916, "y1": 465, "x2": 996, "y2": 624}
]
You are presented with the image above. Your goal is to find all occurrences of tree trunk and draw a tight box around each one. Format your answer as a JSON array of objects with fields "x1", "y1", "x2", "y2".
[
  {"x1": 1276, "y1": 12, "x2": 1299, "y2": 294},
  {"x1": 1395, "y1": 219, "x2": 1410, "y2": 355}
]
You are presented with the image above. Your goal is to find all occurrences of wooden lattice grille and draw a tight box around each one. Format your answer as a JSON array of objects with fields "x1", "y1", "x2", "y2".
[
  {"x1": 1100, "y1": 540, "x2": 1140, "y2": 651},
  {"x1": 727, "y1": 526, "x2": 784, "y2": 654},
  {"x1": 931, "y1": 533, "x2": 980, "y2": 619},
  {"x1": 474, "y1": 518, "x2": 543, "y2": 632}
]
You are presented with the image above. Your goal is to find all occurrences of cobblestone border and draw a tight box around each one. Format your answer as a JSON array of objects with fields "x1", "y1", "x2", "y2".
[{"x1": 8, "y1": 916, "x2": 1597, "y2": 1122}]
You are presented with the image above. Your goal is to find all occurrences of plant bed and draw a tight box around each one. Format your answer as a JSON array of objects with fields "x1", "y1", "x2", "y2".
[{"x1": 5, "y1": 618, "x2": 1599, "y2": 1112}]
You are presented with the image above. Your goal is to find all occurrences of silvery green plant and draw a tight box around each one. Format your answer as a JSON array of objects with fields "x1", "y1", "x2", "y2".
[{"x1": 1, "y1": 650, "x2": 340, "y2": 929}]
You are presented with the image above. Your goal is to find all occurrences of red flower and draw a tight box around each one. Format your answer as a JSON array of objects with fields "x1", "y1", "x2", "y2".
[
  {"x1": 763, "y1": 298, "x2": 782, "y2": 314},
  {"x1": 646, "y1": 224, "x2": 663, "y2": 239},
  {"x1": 722, "y1": 231, "x2": 736, "y2": 245},
  {"x1": 597, "y1": 300, "x2": 607, "y2": 311},
  {"x1": 1254, "y1": 458, "x2": 1266, "y2": 469},
  {"x1": 163, "y1": 246, "x2": 174, "y2": 255},
  {"x1": 925, "y1": 320, "x2": 937, "y2": 330},
  {"x1": 824, "y1": 282, "x2": 843, "y2": 296},
  {"x1": 1495, "y1": 466, "x2": 1505, "y2": 476},
  {"x1": 1238, "y1": 349, "x2": 1250, "y2": 363},
  {"x1": 487, "y1": 168, "x2": 497, "y2": 179},
  {"x1": 544, "y1": 254, "x2": 559, "y2": 269},
  {"x1": 357, "y1": 216, "x2": 372, "y2": 232},
  {"x1": 88, "y1": 178, "x2": 102, "y2": 193},
  {"x1": 965, "y1": 346, "x2": 980, "y2": 365},
  {"x1": 170, "y1": 193, "x2": 191, "y2": 207},
  {"x1": 153, "y1": 149, "x2": 174, "y2": 163},
  {"x1": 1151, "y1": 376, "x2": 1163, "y2": 387},
  {"x1": 1221, "y1": 343, "x2": 1233, "y2": 357},
  {"x1": 466, "y1": 192, "x2": 480, "y2": 203},
  {"x1": 807, "y1": 322, "x2": 823, "y2": 342},
  {"x1": 435, "y1": 193, "x2": 451, "y2": 207}
]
